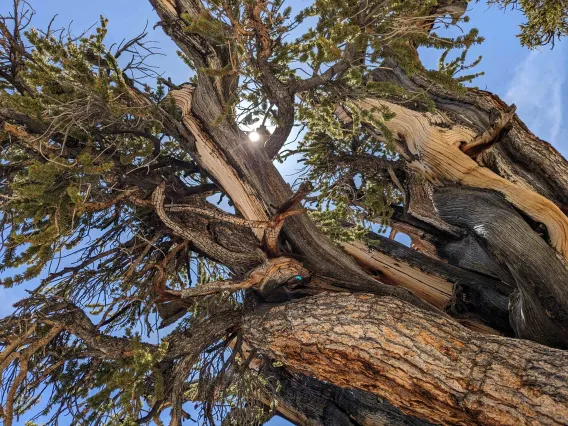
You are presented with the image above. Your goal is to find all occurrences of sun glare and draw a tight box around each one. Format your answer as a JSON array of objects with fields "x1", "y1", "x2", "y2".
[{"x1": 248, "y1": 131, "x2": 261, "y2": 142}]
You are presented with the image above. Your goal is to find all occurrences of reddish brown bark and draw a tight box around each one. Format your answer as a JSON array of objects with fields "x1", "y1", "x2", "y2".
[{"x1": 245, "y1": 293, "x2": 568, "y2": 426}]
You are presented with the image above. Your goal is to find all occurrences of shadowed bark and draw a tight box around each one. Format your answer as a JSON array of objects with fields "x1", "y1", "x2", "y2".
[
  {"x1": 434, "y1": 187, "x2": 568, "y2": 348},
  {"x1": 262, "y1": 365, "x2": 435, "y2": 426}
]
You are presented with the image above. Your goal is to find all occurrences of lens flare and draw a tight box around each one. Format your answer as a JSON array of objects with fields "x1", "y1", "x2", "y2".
[{"x1": 248, "y1": 131, "x2": 261, "y2": 142}]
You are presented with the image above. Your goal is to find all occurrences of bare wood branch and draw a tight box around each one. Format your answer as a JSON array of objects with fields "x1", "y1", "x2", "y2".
[
  {"x1": 161, "y1": 257, "x2": 309, "y2": 301},
  {"x1": 152, "y1": 183, "x2": 266, "y2": 268},
  {"x1": 460, "y1": 104, "x2": 517, "y2": 157}
]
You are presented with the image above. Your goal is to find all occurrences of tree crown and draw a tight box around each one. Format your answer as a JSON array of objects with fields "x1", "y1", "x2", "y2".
[{"x1": 0, "y1": 0, "x2": 566, "y2": 424}]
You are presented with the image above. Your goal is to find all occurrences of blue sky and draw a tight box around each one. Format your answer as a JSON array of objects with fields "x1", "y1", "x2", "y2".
[{"x1": 1, "y1": 1, "x2": 567, "y2": 425}]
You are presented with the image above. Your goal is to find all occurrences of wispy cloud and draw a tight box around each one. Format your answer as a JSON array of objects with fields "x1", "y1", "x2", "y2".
[{"x1": 505, "y1": 46, "x2": 566, "y2": 145}]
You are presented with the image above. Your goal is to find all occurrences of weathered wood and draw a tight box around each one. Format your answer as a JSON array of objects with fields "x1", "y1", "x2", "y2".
[
  {"x1": 343, "y1": 240, "x2": 453, "y2": 308},
  {"x1": 405, "y1": 171, "x2": 463, "y2": 237},
  {"x1": 147, "y1": 3, "x2": 568, "y2": 424},
  {"x1": 245, "y1": 293, "x2": 568, "y2": 426},
  {"x1": 354, "y1": 97, "x2": 568, "y2": 260},
  {"x1": 436, "y1": 234, "x2": 515, "y2": 284},
  {"x1": 151, "y1": 2, "x2": 441, "y2": 314},
  {"x1": 434, "y1": 187, "x2": 568, "y2": 348},
  {"x1": 392, "y1": 182, "x2": 515, "y2": 284},
  {"x1": 344, "y1": 231, "x2": 513, "y2": 334},
  {"x1": 262, "y1": 365, "x2": 435, "y2": 426},
  {"x1": 168, "y1": 87, "x2": 271, "y2": 241},
  {"x1": 174, "y1": 257, "x2": 309, "y2": 299},
  {"x1": 369, "y1": 61, "x2": 568, "y2": 209},
  {"x1": 152, "y1": 183, "x2": 266, "y2": 268}
]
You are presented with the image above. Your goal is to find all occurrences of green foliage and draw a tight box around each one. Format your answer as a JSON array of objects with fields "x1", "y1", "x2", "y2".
[
  {"x1": 0, "y1": 0, "x2": 556, "y2": 425},
  {"x1": 181, "y1": 11, "x2": 228, "y2": 44},
  {"x1": 295, "y1": 97, "x2": 402, "y2": 240},
  {"x1": 0, "y1": 17, "x2": 166, "y2": 287},
  {"x1": 309, "y1": 209, "x2": 369, "y2": 243},
  {"x1": 277, "y1": 1, "x2": 487, "y2": 239},
  {"x1": 82, "y1": 339, "x2": 169, "y2": 425},
  {"x1": 487, "y1": 0, "x2": 568, "y2": 47},
  {"x1": 438, "y1": 44, "x2": 484, "y2": 83}
]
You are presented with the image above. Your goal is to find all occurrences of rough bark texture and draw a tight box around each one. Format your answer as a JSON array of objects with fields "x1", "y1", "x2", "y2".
[
  {"x1": 347, "y1": 61, "x2": 568, "y2": 347},
  {"x1": 262, "y1": 365, "x2": 434, "y2": 426},
  {"x1": 148, "y1": 3, "x2": 568, "y2": 424},
  {"x1": 150, "y1": 1, "x2": 568, "y2": 422},
  {"x1": 245, "y1": 293, "x2": 568, "y2": 426},
  {"x1": 150, "y1": 4, "x2": 568, "y2": 424}
]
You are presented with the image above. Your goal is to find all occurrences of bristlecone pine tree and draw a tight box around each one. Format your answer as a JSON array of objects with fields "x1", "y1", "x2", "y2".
[{"x1": 2, "y1": 0, "x2": 568, "y2": 425}]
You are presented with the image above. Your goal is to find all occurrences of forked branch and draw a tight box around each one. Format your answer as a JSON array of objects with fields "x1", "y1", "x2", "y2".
[{"x1": 158, "y1": 257, "x2": 309, "y2": 301}]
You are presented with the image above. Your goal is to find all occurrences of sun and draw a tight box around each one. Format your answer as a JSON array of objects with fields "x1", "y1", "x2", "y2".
[{"x1": 248, "y1": 131, "x2": 261, "y2": 142}]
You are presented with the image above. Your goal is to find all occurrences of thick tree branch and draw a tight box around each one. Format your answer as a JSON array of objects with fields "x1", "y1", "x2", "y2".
[
  {"x1": 245, "y1": 292, "x2": 568, "y2": 426},
  {"x1": 152, "y1": 183, "x2": 266, "y2": 268},
  {"x1": 355, "y1": 96, "x2": 568, "y2": 260},
  {"x1": 460, "y1": 104, "x2": 517, "y2": 157},
  {"x1": 434, "y1": 187, "x2": 568, "y2": 348}
]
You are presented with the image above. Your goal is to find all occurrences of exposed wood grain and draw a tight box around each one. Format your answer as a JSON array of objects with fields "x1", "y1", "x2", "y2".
[
  {"x1": 434, "y1": 187, "x2": 568, "y2": 348},
  {"x1": 368, "y1": 61, "x2": 568, "y2": 209},
  {"x1": 169, "y1": 88, "x2": 270, "y2": 240},
  {"x1": 153, "y1": 0, "x2": 445, "y2": 313},
  {"x1": 343, "y1": 240, "x2": 453, "y2": 308},
  {"x1": 356, "y1": 98, "x2": 568, "y2": 260},
  {"x1": 343, "y1": 232, "x2": 512, "y2": 334}
]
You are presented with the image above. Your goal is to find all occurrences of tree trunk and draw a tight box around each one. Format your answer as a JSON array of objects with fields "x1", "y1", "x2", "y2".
[
  {"x1": 261, "y1": 365, "x2": 434, "y2": 426},
  {"x1": 147, "y1": 1, "x2": 568, "y2": 423},
  {"x1": 348, "y1": 95, "x2": 568, "y2": 259},
  {"x1": 151, "y1": 0, "x2": 441, "y2": 311},
  {"x1": 245, "y1": 293, "x2": 568, "y2": 426},
  {"x1": 343, "y1": 62, "x2": 568, "y2": 346}
]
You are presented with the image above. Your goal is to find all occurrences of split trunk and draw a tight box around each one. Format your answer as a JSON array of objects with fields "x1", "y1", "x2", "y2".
[{"x1": 149, "y1": 1, "x2": 568, "y2": 423}]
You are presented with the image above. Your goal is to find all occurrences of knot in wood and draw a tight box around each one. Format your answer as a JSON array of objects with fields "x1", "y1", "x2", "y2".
[{"x1": 251, "y1": 257, "x2": 310, "y2": 296}]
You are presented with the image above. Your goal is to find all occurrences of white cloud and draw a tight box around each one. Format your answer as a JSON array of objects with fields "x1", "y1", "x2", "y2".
[{"x1": 505, "y1": 46, "x2": 566, "y2": 145}]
